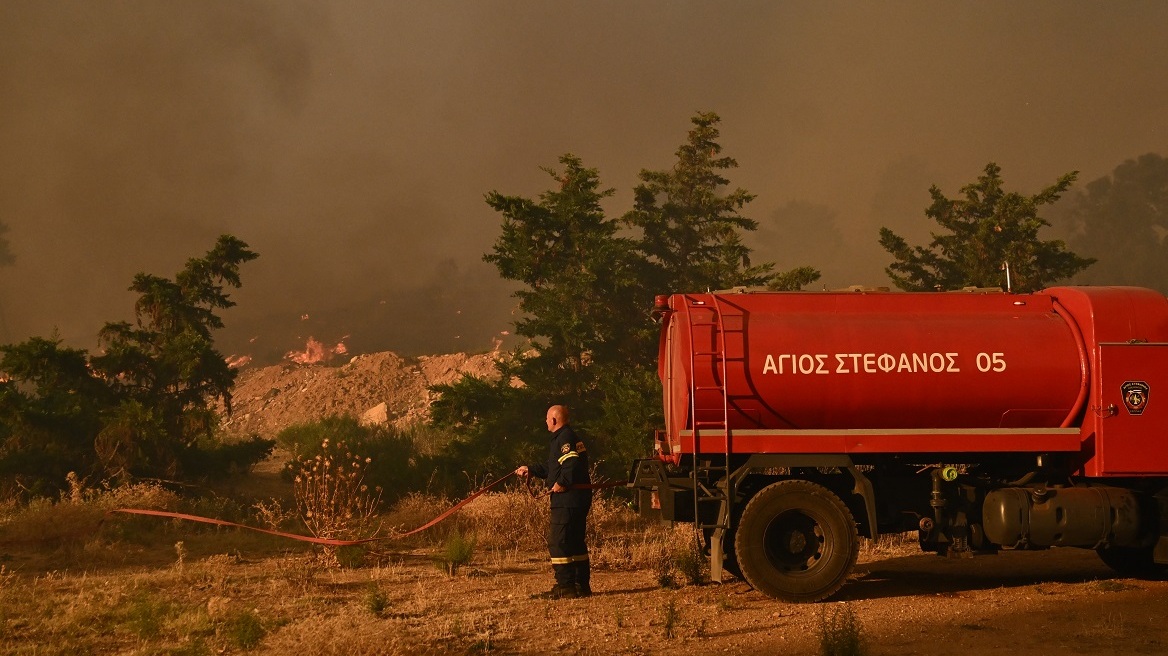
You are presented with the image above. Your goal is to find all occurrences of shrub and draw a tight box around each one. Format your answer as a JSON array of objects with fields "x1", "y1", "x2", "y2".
[
  {"x1": 456, "y1": 482, "x2": 548, "y2": 551},
  {"x1": 226, "y1": 609, "x2": 266, "y2": 650},
  {"x1": 180, "y1": 435, "x2": 275, "y2": 479},
  {"x1": 435, "y1": 530, "x2": 476, "y2": 576},
  {"x1": 279, "y1": 415, "x2": 434, "y2": 502},
  {"x1": 818, "y1": 603, "x2": 866, "y2": 656},
  {"x1": 661, "y1": 598, "x2": 681, "y2": 638},
  {"x1": 672, "y1": 536, "x2": 708, "y2": 585},
  {"x1": 385, "y1": 492, "x2": 453, "y2": 543},
  {"x1": 364, "y1": 582, "x2": 389, "y2": 616}
]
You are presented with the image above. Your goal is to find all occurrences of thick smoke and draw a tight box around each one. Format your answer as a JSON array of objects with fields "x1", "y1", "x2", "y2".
[{"x1": 2, "y1": 2, "x2": 1167, "y2": 363}]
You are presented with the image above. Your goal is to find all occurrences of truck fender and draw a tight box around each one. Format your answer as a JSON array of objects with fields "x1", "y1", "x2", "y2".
[{"x1": 733, "y1": 454, "x2": 878, "y2": 540}]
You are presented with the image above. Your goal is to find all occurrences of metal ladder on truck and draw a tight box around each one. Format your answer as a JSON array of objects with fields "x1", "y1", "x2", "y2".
[{"x1": 684, "y1": 294, "x2": 743, "y2": 582}]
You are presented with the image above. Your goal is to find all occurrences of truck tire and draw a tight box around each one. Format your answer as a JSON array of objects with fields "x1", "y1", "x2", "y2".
[
  {"x1": 734, "y1": 479, "x2": 858, "y2": 602},
  {"x1": 1096, "y1": 544, "x2": 1168, "y2": 579}
]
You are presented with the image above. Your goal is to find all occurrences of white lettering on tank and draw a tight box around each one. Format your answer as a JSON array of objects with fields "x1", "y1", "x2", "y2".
[
  {"x1": 946, "y1": 353, "x2": 960, "y2": 372},
  {"x1": 763, "y1": 354, "x2": 778, "y2": 374},
  {"x1": 798, "y1": 354, "x2": 815, "y2": 374},
  {"x1": 758, "y1": 351, "x2": 1001, "y2": 375},
  {"x1": 863, "y1": 353, "x2": 876, "y2": 373},
  {"x1": 913, "y1": 353, "x2": 928, "y2": 371},
  {"x1": 929, "y1": 353, "x2": 945, "y2": 372}
]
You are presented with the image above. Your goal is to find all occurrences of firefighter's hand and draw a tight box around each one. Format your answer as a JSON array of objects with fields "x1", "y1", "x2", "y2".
[
  {"x1": 551, "y1": 482, "x2": 566, "y2": 493},
  {"x1": 515, "y1": 465, "x2": 529, "y2": 477}
]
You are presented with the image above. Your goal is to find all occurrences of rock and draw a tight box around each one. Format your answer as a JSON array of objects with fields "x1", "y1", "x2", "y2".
[{"x1": 361, "y1": 402, "x2": 389, "y2": 426}]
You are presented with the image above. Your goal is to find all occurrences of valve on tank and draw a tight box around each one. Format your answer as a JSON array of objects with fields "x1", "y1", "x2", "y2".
[{"x1": 924, "y1": 466, "x2": 975, "y2": 558}]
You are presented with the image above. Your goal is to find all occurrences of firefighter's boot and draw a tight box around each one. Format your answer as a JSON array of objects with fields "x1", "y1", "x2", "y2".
[
  {"x1": 574, "y1": 560, "x2": 592, "y2": 597},
  {"x1": 532, "y1": 584, "x2": 578, "y2": 599}
]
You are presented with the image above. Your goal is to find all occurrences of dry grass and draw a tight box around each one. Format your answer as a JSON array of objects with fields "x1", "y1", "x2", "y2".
[
  {"x1": 0, "y1": 482, "x2": 682, "y2": 654},
  {"x1": 0, "y1": 480, "x2": 938, "y2": 654},
  {"x1": 857, "y1": 530, "x2": 920, "y2": 561}
]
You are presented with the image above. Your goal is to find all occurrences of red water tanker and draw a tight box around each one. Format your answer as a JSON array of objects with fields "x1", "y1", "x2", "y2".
[{"x1": 630, "y1": 286, "x2": 1168, "y2": 601}]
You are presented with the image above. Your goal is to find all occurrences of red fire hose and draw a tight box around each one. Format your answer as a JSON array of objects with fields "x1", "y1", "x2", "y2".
[{"x1": 108, "y1": 474, "x2": 627, "y2": 547}]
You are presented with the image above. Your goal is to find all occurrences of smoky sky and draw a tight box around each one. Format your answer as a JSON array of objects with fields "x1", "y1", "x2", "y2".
[{"x1": 1, "y1": 1, "x2": 1167, "y2": 363}]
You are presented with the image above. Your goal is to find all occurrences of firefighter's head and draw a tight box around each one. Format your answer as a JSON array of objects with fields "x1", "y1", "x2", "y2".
[{"x1": 545, "y1": 405, "x2": 569, "y2": 432}]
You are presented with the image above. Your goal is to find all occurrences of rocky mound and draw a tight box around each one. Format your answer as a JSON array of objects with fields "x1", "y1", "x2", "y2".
[{"x1": 219, "y1": 351, "x2": 501, "y2": 439}]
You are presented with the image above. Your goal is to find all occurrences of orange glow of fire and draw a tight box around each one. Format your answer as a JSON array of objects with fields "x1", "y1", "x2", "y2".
[
  {"x1": 284, "y1": 336, "x2": 349, "y2": 365},
  {"x1": 225, "y1": 354, "x2": 252, "y2": 369}
]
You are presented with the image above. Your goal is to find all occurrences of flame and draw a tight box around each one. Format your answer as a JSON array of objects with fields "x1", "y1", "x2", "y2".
[
  {"x1": 284, "y1": 336, "x2": 349, "y2": 365},
  {"x1": 225, "y1": 354, "x2": 252, "y2": 369},
  {"x1": 285, "y1": 337, "x2": 326, "y2": 364}
]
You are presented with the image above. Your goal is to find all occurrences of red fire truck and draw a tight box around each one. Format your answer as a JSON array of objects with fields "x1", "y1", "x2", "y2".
[{"x1": 628, "y1": 286, "x2": 1168, "y2": 602}]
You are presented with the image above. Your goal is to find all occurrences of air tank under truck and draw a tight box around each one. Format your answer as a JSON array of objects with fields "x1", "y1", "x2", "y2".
[{"x1": 628, "y1": 286, "x2": 1168, "y2": 602}]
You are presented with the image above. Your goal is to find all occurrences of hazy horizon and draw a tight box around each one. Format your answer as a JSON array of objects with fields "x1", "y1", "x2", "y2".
[{"x1": 2, "y1": 1, "x2": 1166, "y2": 363}]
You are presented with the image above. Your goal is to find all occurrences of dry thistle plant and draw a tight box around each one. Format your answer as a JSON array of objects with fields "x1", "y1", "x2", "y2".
[
  {"x1": 173, "y1": 541, "x2": 187, "y2": 572},
  {"x1": 251, "y1": 498, "x2": 297, "y2": 532},
  {"x1": 292, "y1": 439, "x2": 382, "y2": 545}
]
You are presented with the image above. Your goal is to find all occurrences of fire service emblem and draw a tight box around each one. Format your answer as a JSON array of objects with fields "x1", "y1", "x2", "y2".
[{"x1": 1121, "y1": 381, "x2": 1150, "y2": 415}]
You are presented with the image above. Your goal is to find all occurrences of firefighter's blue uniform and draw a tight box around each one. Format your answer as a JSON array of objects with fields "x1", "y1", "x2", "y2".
[{"x1": 527, "y1": 423, "x2": 592, "y2": 594}]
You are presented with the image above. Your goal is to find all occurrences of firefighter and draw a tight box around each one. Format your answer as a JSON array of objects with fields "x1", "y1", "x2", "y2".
[{"x1": 515, "y1": 404, "x2": 592, "y2": 598}]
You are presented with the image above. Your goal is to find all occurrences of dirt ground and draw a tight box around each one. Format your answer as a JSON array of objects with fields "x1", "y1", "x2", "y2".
[
  {"x1": 5, "y1": 531, "x2": 1165, "y2": 655},
  {"x1": 416, "y1": 545, "x2": 1168, "y2": 655},
  {"x1": 3, "y1": 466, "x2": 1167, "y2": 656}
]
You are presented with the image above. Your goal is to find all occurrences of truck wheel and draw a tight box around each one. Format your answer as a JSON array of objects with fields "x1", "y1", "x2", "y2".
[
  {"x1": 1096, "y1": 544, "x2": 1168, "y2": 579},
  {"x1": 734, "y1": 480, "x2": 858, "y2": 602}
]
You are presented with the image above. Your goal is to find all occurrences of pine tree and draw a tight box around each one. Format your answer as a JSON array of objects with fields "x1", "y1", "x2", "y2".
[
  {"x1": 433, "y1": 114, "x2": 808, "y2": 482},
  {"x1": 90, "y1": 235, "x2": 260, "y2": 477},
  {"x1": 0, "y1": 235, "x2": 267, "y2": 493},
  {"x1": 880, "y1": 163, "x2": 1093, "y2": 292},
  {"x1": 1065, "y1": 153, "x2": 1168, "y2": 291},
  {"x1": 623, "y1": 111, "x2": 777, "y2": 294}
]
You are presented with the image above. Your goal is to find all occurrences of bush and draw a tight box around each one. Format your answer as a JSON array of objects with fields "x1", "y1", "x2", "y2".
[
  {"x1": 0, "y1": 477, "x2": 184, "y2": 546},
  {"x1": 364, "y1": 582, "x2": 389, "y2": 616},
  {"x1": 180, "y1": 435, "x2": 275, "y2": 479},
  {"x1": 672, "y1": 536, "x2": 707, "y2": 585},
  {"x1": 226, "y1": 609, "x2": 266, "y2": 650},
  {"x1": 818, "y1": 603, "x2": 866, "y2": 656},
  {"x1": 435, "y1": 530, "x2": 476, "y2": 576},
  {"x1": 278, "y1": 415, "x2": 436, "y2": 503}
]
